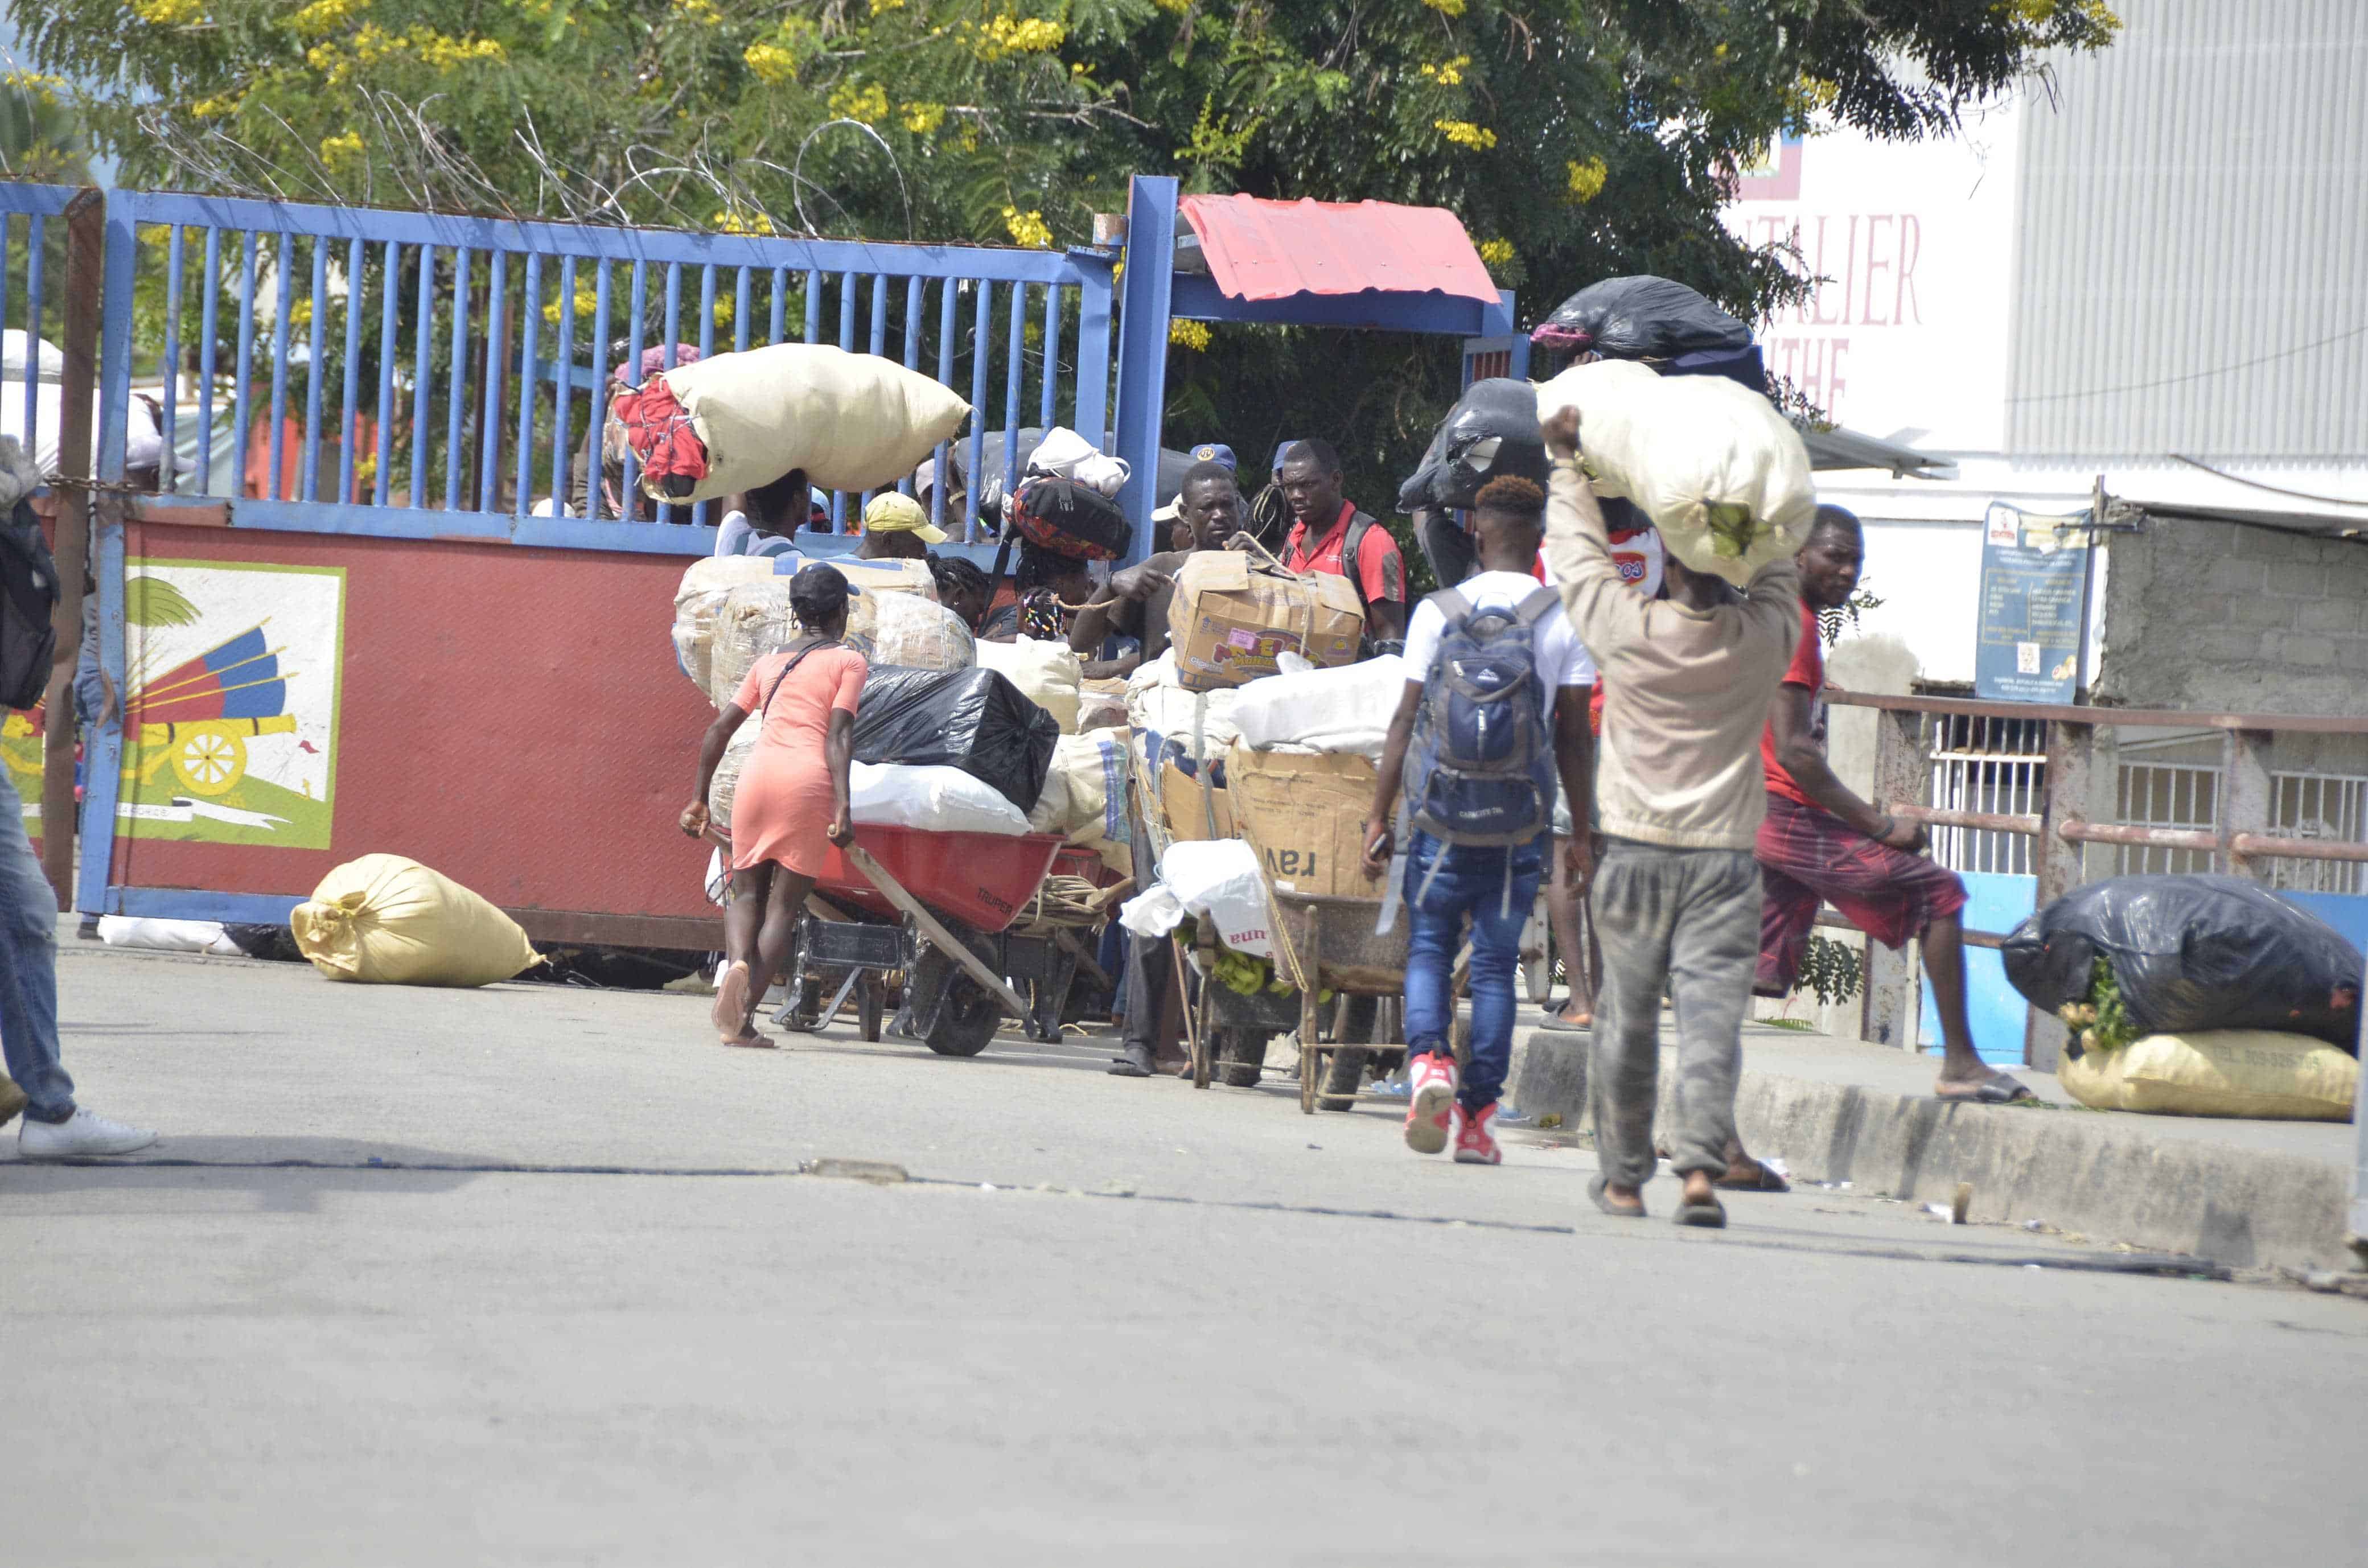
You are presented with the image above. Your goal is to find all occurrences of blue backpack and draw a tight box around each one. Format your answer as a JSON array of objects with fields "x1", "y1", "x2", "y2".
[{"x1": 1404, "y1": 585, "x2": 1560, "y2": 848}]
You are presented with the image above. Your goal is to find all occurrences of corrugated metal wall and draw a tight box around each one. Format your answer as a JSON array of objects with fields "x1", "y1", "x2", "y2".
[{"x1": 2008, "y1": 1, "x2": 2368, "y2": 457}]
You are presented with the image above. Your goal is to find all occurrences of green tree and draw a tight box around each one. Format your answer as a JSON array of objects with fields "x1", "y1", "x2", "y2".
[
  {"x1": 13, "y1": 0, "x2": 2116, "y2": 526},
  {"x1": 0, "y1": 66, "x2": 89, "y2": 185}
]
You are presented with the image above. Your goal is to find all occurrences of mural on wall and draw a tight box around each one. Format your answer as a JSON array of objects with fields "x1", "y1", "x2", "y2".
[{"x1": 114, "y1": 559, "x2": 346, "y2": 849}]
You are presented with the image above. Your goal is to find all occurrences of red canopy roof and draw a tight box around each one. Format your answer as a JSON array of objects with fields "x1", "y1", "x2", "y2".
[{"x1": 1176, "y1": 195, "x2": 1499, "y2": 306}]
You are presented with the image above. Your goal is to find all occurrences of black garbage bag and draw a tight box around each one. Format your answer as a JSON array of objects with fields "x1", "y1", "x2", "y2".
[
  {"x1": 852, "y1": 664, "x2": 1058, "y2": 813},
  {"x1": 1395, "y1": 378, "x2": 1548, "y2": 515},
  {"x1": 2000, "y1": 875, "x2": 2364, "y2": 1052},
  {"x1": 1531, "y1": 275, "x2": 1753, "y2": 360}
]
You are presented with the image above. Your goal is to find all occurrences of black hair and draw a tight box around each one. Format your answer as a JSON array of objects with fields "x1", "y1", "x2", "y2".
[
  {"x1": 787, "y1": 562, "x2": 850, "y2": 627},
  {"x1": 1807, "y1": 504, "x2": 1864, "y2": 545},
  {"x1": 1179, "y1": 459, "x2": 1237, "y2": 495},
  {"x1": 1015, "y1": 537, "x2": 1091, "y2": 592},
  {"x1": 746, "y1": 466, "x2": 811, "y2": 530},
  {"x1": 1280, "y1": 438, "x2": 1342, "y2": 477},
  {"x1": 930, "y1": 553, "x2": 990, "y2": 602},
  {"x1": 1472, "y1": 475, "x2": 1545, "y2": 530}
]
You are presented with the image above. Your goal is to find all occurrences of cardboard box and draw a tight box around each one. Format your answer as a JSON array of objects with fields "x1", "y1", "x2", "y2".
[
  {"x1": 1160, "y1": 759, "x2": 1234, "y2": 842},
  {"x1": 1226, "y1": 744, "x2": 1383, "y2": 898},
  {"x1": 1166, "y1": 551, "x2": 1365, "y2": 692}
]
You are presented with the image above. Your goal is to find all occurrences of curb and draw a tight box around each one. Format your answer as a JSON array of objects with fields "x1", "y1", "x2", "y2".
[{"x1": 1509, "y1": 1029, "x2": 2356, "y2": 1273}]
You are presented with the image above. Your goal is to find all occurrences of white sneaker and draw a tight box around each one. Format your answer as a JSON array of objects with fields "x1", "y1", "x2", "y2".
[{"x1": 19, "y1": 1108, "x2": 158, "y2": 1159}]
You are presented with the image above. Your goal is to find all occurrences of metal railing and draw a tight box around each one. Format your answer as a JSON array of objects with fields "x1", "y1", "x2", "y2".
[{"x1": 1838, "y1": 690, "x2": 2368, "y2": 1069}]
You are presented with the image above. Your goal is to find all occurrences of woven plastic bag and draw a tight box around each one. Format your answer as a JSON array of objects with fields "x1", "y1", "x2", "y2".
[
  {"x1": 655, "y1": 344, "x2": 970, "y2": 502},
  {"x1": 290, "y1": 854, "x2": 541, "y2": 987},
  {"x1": 1537, "y1": 359, "x2": 1812, "y2": 587},
  {"x1": 709, "y1": 583, "x2": 801, "y2": 709},
  {"x1": 2056, "y1": 1030, "x2": 2359, "y2": 1120},
  {"x1": 866, "y1": 591, "x2": 976, "y2": 671}
]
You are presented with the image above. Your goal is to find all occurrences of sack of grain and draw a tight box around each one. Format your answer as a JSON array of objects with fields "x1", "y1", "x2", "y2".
[
  {"x1": 290, "y1": 855, "x2": 542, "y2": 987},
  {"x1": 654, "y1": 344, "x2": 971, "y2": 503},
  {"x1": 975, "y1": 637, "x2": 1084, "y2": 732},
  {"x1": 2055, "y1": 1029, "x2": 2359, "y2": 1120},
  {"x1": 866, "y1": 591, "x2": 976, "y2": 672},
  {"x1": 1536, "y1": 359, "x2": 1812, "y2": 587}
]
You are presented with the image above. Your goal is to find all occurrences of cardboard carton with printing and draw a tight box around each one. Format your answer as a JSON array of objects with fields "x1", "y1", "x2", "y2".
[
  {"x1": 1166, "y1": 550, "x2": 1365, "y2": 692},
  {"x1": 1226, "y1": 743, "x2": 1383, "y2": 899}
]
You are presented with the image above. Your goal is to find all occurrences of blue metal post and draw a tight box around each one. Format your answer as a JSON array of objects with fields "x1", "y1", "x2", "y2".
[
  {"x1": 586, "y1": 261, "x2": 612, "y2": 518},
  {"x1": 372, "y1": 239, "x2": 396, "y2": 506},
  {"x1": 1072, "y1": 261, "x2": 1113, "y2": 456},
  {"x1": 338, "y1": 237, "x2": 362, "y2": 503},
  {"x1": 267, "y1": 232, "x2": 294, "y2": 499},
  {"x1": 160, "y1": 227, "x2": 183, "y2": 492},
  {"x1": 302, "y1": 238, "x2": 328, "y2": 501},
  {"x1": 445, "y1": 247, "x2": 471, "y2": 512},
  {"x1": 78, "y1": 193, "x2": 139, "y2": 918},
  {"x1": 550, "y1": 254, "x2": 577, "y2": 515},
  {"x1": 1111, "y1": 175, "x2": 1177, "y2": 561},
  {"x1": 513, "y1": 250, "x2": 542, "y2": 516}
]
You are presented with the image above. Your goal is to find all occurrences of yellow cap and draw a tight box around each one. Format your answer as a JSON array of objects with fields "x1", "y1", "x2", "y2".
[{"x1": 862, "y1": 491, "x2": 948, "y2": 544}]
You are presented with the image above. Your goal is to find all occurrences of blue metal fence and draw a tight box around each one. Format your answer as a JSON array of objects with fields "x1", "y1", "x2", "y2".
[
  {"x1": 91, "y1": 190, "x2": 1117, "y2": 559},
  {"x1": 0, "y1": 183, "x2": 84, "y2": 488}
]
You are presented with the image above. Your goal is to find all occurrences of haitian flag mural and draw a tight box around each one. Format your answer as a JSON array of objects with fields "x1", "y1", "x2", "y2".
[{"x1": 117, "y1": 559, "x2": 346, "y2": 849}]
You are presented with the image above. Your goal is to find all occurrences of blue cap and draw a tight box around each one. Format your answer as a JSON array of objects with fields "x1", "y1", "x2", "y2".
[
  {"x1": 1269, "y1": 440, "x2": 1302, "y2": 475},
  {"x1": 1189, "y1": 442, "x2": 1238, "y2": 472}
]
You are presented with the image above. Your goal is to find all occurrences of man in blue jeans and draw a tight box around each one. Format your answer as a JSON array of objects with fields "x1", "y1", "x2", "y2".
[{"x1": 1362, "y1": 476, "x2": 1596, "y2": 1164}]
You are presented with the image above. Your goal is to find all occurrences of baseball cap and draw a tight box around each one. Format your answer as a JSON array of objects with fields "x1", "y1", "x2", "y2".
[
  {"x1": 1269, "y1": 439, "x2": 1304, "y2": 476},
  {"x1": 862, "y1": 491, "x2": 948, "y2": 544},
  {"x1": 1189, "y1": 443, "x2": 1238, "y2": 471}
]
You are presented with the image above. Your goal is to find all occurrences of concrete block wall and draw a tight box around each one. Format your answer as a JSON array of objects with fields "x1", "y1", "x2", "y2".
[{"x1": 2097, "y1": 517, "x2": 2368, "y2": 714}]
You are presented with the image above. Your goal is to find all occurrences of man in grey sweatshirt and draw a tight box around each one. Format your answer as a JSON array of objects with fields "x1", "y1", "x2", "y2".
[{"x1": 1537, "y1": 408, "x2": 1800, "y2": 1227}]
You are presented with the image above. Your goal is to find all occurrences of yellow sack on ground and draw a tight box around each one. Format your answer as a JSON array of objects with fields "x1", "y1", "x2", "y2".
[
  {"x1": 291, "y1": 855, "x2": 543, "y2": 987},
  {"x1": 2056, "y1": 1030, "x2": 2358, "y2": 1120}
]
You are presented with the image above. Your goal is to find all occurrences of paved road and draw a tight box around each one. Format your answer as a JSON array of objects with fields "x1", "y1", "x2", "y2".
[{"x1": 7, "y1": 945, "x2": 2365, "y2": 1565}]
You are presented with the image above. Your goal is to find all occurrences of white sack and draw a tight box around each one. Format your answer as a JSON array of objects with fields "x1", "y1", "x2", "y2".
[
  {"x1": 976, "y1": 637, "x2": 1083, "y2": 732},
  {"x1": 1125, "y1": 651, "x2": 1240, "y2": 767},
  {"x1": 656, "y1": 344, "x2": 971, "y2": 501},
  {"x1": 1023, "y1": 426, "x2": 1132, "y2": 498},
  {"x1": 95, "y1": 914, "x2": 245, "y2": 958},
  {"x1": 1029, "y1": 731, "x2": 1129, "y2": 843},
  {"x1": 850, "y1": 762, "x2": 1031, "y2": 836},
  {"x1": 1118, "y1": 839, "x2": 1274, "y2": 960},
  {"x1": 1536, "y1": 359, "x2": 1814, "y2": 587},
  {"x1": 1232, "y1": 655, "x2": 1406, "y2": 758}
]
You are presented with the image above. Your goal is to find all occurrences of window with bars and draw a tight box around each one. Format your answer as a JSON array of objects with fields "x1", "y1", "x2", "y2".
[{"x1": 1922, "y1": 712, "x2": 2049, "y2": 876}]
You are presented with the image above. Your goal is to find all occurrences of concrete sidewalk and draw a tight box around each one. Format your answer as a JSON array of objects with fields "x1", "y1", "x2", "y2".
[{"x1": 1506, "y1": 1001, "x2": 2361, "y2": 1273}]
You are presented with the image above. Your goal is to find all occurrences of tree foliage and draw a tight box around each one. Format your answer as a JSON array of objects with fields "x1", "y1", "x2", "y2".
[{"x1": 14, "y1": 0, "x2": 2116, "y2": 525}]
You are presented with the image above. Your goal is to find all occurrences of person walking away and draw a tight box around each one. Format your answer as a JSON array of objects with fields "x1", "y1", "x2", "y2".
[
  {"x1": 1068, "y1": 463, "x2": 1248, "y2": 1081},
  {"x1": 1756, "y1": 507, "x2": 2033, "y2": 1104},
  {"x1": 681, "y1": 565, "x2": 866, "y2": 1047},
  {"x1": 1277, "y1": 439, "x2": 1407, "y2": 649},
  {"x1": 1362, "y1": 476, "x2": 1596, "y2": 1162},
  {"x1": 1539, "y1": 408, "x2": 1798, "y2": 1227},
  {"x1": 856, "y1": 491, "x2": 946, "y2": 560},
  {"x1": 0, "y1": 441, "x2": 153, "y2": 1156}
]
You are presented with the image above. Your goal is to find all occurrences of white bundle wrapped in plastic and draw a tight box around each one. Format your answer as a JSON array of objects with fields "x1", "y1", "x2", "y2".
[
  {"x1": 654, "y1": 344, "x2": 972, "y2": 503},
  {"x1": 1125, "y1": 651, "x2": 1240, "y2": 769},
  {"x1": 707, "y1": 723, "x2": 762, "y2": 833},
  {"x1": 850, "y1": 763, "x2": 1030, "y2": 835},
  {"x1": 1029, "y1": 731, "x2": 1129, "y2": 839},
  {"x1": 708, "y1": 583, "x2": 801, "y2": 708},
  {"x1": 1536, "y1": 359, "x2": 1814, "y2": 587},
  {"x1": 1232, "y1": 655, "x2": 1406, "y2": 759},
  {"x1": 975, "y1": 637, "x2": 1083, "y2": 732},
  {"x1": 1119, "y1": 839, "x2": 1275, "y2": 959},
  {"x1": 866, "y1": 591, "x2": 976, "y2": 672}
]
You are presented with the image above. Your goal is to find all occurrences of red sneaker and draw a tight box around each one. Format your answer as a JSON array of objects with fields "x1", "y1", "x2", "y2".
[
  {"x1": 1404, "y1": 1051, "x2": 1457, "y2": 1155},
  {"x1": 1453, "y1": 1101, "x2": 1502, "y2": 1166}
]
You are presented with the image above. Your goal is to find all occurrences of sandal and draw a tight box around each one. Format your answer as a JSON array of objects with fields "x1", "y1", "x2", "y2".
[
  {"x1": 1588, "y1": 1174, "x2": 1646, "y2": 1219},
  {"x1": 1935, "y1": 1075, "x2": 2037, "y2": 1105}
]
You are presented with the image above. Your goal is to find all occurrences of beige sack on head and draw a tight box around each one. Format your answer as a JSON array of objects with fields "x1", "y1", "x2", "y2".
[
  {"x1": 654, "y1": 344, "x2": 971, "y2": 502},
  {"x1": 290, "y1": 854, "x2": 542, "y2": 987},
  {"x1": 1536, "y1": 359, "x2": 1814, "y2": 587}
]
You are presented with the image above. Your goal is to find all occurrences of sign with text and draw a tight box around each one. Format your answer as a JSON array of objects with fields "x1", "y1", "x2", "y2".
[{"x1": 1975, "y1": 504, "x2": 2092, "y2": 703}]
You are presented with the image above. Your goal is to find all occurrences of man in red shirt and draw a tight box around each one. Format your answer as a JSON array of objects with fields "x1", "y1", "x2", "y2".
[
  {"x1": 1756, "y1": 506, "x2": 2034, "y2": 1104},
  {"x1": 1278, "y1": 439, "x2": 1407, "y2": 647}
]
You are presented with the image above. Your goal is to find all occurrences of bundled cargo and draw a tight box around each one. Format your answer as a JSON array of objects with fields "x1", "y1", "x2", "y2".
[
  {"x1": 703, "y1": 561, "x2": 946, "y2": 706},
  {"x1": 850, "y1": 763, "x2": 1031, "y2": 836},
  {"x1": 1537, "y1": 359, "x2": 1812, "y2": 587},
  {"x1": 865, "y1": 591, "x2": 976, "y2": 672},
  {"x1": 1232, "y1": 655, "x2": 1407, "y2": 759},
  {"x1": 1027, "y1": 731, "x2": 1132, "y2": 873},
  {"x1": 1396, "y1": 379, "x2": 1548, "y2": 515},
  {"x1": 975, "y1": 637, "x2": 1084, "y2": 732},
  {"x1": 706, "y1": 723, "x2": 762, "y2": 833},
  {"x1": 1165, "y1": 549, "x2": 1365, "y2": 692},
  {"x1": 1125, "y1": 651, "x2": 1242, "y2": 773},
  {"x1": 1226, "y1": 742, "x2": 1381, "y2": 899},
  {"x1": 1530, "y1": 274, "x2": 1753, "y2": 360},
  {"x1": 2003, "y1": 875, "x2": 2363, "y2": 1052},
  {"x1": 290, "y1": 855, "x2": 542, "y2": 987},
  {"x1": 614, "y1": 344, "x2": 971, "y2": 504},
  {"x1": 1011, "y1": 474, "x2": 1133, "y2": 562},
  {"x1": 852, "y1": 664, "x2": 1059, "y2": 813},
  {"x1": 708, "y1": 582, "x2": 801, "y2": 709},
  {"x1": 2054, "y1": 1029, "x2": 2359, "y2": 1121}
]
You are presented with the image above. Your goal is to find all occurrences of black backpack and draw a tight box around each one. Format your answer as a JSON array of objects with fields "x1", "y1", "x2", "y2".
[{"x1": 0, "y1": 497, "x2": 57, "y2": 712}]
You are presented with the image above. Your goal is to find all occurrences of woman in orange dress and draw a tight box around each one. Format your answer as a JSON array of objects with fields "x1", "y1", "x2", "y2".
[{"x1": 681, "y1": 565, "x2": 867, "y2": 1046}]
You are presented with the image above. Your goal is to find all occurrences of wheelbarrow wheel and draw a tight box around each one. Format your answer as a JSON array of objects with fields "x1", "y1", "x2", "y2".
[{"x1": 924, "y1": 975, "x2": 1000, "y2": 1057}]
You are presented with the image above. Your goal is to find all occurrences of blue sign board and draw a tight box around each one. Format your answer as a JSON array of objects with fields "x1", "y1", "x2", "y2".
[{"x1": 1975, "y1": 503, "x2": 2094, "y2": 704}]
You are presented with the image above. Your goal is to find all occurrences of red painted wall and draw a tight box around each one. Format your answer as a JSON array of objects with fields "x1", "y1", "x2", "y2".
[{"x1": 114, "y1": 521, "x2": 716, "y2": 923}]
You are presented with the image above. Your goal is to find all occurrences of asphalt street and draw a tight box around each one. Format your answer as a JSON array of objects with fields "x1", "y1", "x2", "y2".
[{"x1": 6, "y1": 944, "x2": 2365, "y2": 1566}]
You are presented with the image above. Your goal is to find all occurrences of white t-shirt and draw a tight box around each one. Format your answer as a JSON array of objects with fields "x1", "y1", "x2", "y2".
[{"x1": 1402, "y1": 570, "x2": 1598, "y2": 713}]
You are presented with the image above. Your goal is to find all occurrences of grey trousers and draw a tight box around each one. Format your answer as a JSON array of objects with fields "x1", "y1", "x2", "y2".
[{"x1": 1588, "y1": 837, "x2": 1761, "y2": 1186}]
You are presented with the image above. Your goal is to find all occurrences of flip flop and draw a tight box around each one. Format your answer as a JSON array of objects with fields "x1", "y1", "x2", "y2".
[
  {"x1": 720, "y1": 1030, "x2": 775, "y2": 1050},
  {"x1": 1714, "y1": 1158, "x2": 1790, "y2": 1192},
  {"x1": 1936, "y1": 1076, "x2": 2037, "y2": 1105},
  {"x1": 711, "y1": 962, "x2": 751, "y2": 1043},
  {"x1": 1539, "y1": 1010, "x2": 1592, "y2": 1033},
  {"x1": 1674, "y1": 1195, "x2": 1728, "y2": 1229},
  {"x1": 1588, "y1": 1174, "x2": 1646, "y2": 1219}
]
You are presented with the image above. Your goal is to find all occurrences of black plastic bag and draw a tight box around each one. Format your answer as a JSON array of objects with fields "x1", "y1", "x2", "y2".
[
  {"x1": 2000, "y1": 875, "x2": 2363, "y2": 1052},
  {"x1": 1395, "y1": 378, "x2": 1548, "y2": 514},
  {"x1": 852, "y1": 665, "x2": 1059, "y2": 813},
  {"x1": 1531, "y1": 275, "x2": 1752, "y2": 360}
]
